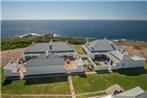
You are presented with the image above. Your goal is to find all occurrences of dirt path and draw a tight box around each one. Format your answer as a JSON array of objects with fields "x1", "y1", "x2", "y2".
[
  {"x1": 1, "y1": 94, "x2": 72, "y2": 97},
  {"x1": 1, "y1": 47, "x2": 28, "y2": 67},
  {"x1": 76, "y1": 90, "x2": 105, "y2": 96},
  {"x1": 68, "y1": 75, "x2": 76, "y2": 98},
  {"x1": 1, "y1": 90, "x2": 105, "y2": 97}
]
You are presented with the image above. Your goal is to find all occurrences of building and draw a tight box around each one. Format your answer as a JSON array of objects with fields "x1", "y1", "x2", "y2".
[
  {"x1": 3, "y1": 41, "x2": 84, "y2": 78},
  {"x1": 102, "y1": 86, "x2": 147, "y2": 98},
  {"x1": 22, "y1": 40, "x2": 77, "y2": 60},
  {"x1": 24, "y1": 54, "x2": 66, "y2": 76},
  {"x1": 82, "y1": 39, "x2": 145, "y2": 71},
  {"x1": 3, "y1": 61, "x2": 20, "y2": 78},
  {"x1": 3, "y1": 39, "x2": 146, "y2": 78},
  {"x1": 114, "y1": 86, "x2": 147, "y2": 98}
]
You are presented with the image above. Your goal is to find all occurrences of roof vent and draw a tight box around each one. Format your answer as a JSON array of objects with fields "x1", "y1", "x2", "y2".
[
  {"x1": 49, "y1": 39, "x2": 53, "y2": 50},
  {"x1": 32, "y1": 42, "x2": 35, "y2": 46},
  {"x1": 46, "y1": 51, "x2": 48, "y2": 58},
  {"x1": 49, "y1": 45, "x2": 52, "y2": 50},
  {"x1": 120, "y1": 49, "x2": 123, "y2": 51},
  {"x1": 104, "y1": 37, "x2": 107, "y2": 40},
  {"x1": 91, "y1": 47, "x2": 94, "y2": 50},
  {"x1": 66, "y1": 40, "x2": 68, "y2": 44}
]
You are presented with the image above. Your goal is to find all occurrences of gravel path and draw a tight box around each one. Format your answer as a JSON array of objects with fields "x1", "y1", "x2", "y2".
[{"x1": 68, "y1": 75, "x2": 76, "y2": 98}]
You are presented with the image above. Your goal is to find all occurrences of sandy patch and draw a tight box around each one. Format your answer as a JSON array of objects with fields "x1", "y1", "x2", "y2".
[
  {"x1": 1, "y1": 47, "x2": 28, "y2": 67},
  {"x1": 115, "y1": 41, "x2": 147, "y2": 60}
]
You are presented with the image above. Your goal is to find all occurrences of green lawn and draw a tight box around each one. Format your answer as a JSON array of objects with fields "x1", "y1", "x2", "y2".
[
  {"x1": 82, "y1": 58, "x2": 89, "y2": 62},
  {"x1": 93, "y1": 60, "x2": 101, "y2": 66},
  {"x1": 1, "y1": 64, "x2": 147, "y2": 95},
  {"x1": 144, "y1": 63, "x2": 147, "y2": 70},
  {"x1": 1, "y1": 96, "x2": 71, "y2": 98},
  {"x1": 1, "y1": 37, "x2": 86, "y2": 50},
  {"x1": 1, "y1": 69, "x2": 70, "y2": 94},
  {"x1": 75, "y1": 45, "x2": 85, "y2": 55},
  {"x1": 73, "y1": 67, "x2": 147, "y2": 93}
]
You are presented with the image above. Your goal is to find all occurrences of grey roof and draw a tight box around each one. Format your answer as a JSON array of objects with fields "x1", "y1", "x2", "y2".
[
  {"x1": 25, "y1": 54, "x2": 64, "y2": 67},
  {"x1": 111, "y1": 43, "x2": 122, "y2": 51},
  {"x1": 114, "y1": 86, "x2": 146, "y2": 97},
  {"x1": 25, "y1": 42, "x2": 75, "y2": 53},
  {"x1": 4, "y1": 61, "x2": 19, "y2": 70},
  {"x1": 105, "y1": 52, "x2": 120, "y2": 63},
  {"x1": 86, "y1": 39, "x2": 122, "y2": 52},
  {"x1": 38, "y1": 53, "x2": 59, "y2": 59},
  {"x1": 109, "y1": 50, "x2": 132, "y2": 61}
]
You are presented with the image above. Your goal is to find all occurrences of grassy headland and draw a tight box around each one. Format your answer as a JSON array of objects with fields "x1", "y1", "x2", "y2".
[{"x1": 1, "y1": 37, "x2": 86, "y2": 50}]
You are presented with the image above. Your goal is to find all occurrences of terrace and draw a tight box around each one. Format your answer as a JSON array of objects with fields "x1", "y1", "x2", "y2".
[
  {"x1": 64, "y1": 58, "x2": 77, "y2": 70},
  {"x1": 92, "y1": 54, "x2": 112, "y2": 67}
]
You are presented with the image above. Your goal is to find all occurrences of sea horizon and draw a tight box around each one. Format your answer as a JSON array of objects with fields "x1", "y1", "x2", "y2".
[
  {"x1": 2, "y1": 19, "x2": 147, "y2": 21},
  {"x1": 2, "y1": 20, "x2": 147, "y2": 41}
]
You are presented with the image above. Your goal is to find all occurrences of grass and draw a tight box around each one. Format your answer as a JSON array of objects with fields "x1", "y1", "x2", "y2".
[
  {"x1": 82, "y1": 58, "x2": 89, "y2": 62},
  {"x1": 1, "y1": 96, "x2": 71, "y2": 98},
  {"x1": 1, "y1": 69, "x2": 70, "y2": 94},
  {"x1": 1, "y1": 64, "x2": 147, "y2": 95},
  {"x1": 73, "y1": 67, "x2": 147, "y2": 93},
  {"x1": 75, "y1": 45, "x2": 85, "y2": 55},
  {"x1": 93, "y1": 60, "x2": 101, "y2": 66},
  {"x1": 144, "y1": 63, "x2": 147, "y2": 70},
  {"x1": 1, "y1": 37, "x2": 86, "y2": 50}
]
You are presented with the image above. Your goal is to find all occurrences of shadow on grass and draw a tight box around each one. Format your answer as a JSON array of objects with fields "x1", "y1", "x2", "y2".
[
  {"x1": 24, "y1": 76, "x2": 67, "y2": 85},
  {"x1": 78, "y1": 73, "x2": 87, "y2": 78},
  {"x1": 2, "y1": 76, "x2": 20, "y2": 86},
  {"x1": 96, "y1": 70, "x2": 110, "y2": 74},
  {"x1": 71, "y1": 72, "x2": 87, "y2": 78},
  {"x1": 2, "y1": 80, "x2": 13, "y2": 86},
  {"x1": 114, "y1": 67, "x2": 147, "y2": 76}
]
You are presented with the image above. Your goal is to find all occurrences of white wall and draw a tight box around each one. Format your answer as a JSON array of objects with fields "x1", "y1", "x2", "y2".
[
  {"x1": 94, "y1": 66, "x2": 108, "y2": 71},
  {"x1": 24, "y1": 65, "x2": 66, "y2": 76},
  {"x1": 93, "y1": 59, "x2": 145, "y2": 71},
  {"x1": 111, "y1": 65, "x2": 120, "y2": 70},
  {"x1": 66, "y1": 65, "x2": 84, "y2": 74},
  {"x1": 121, "y1": 60, "x2": 145, "y2": 69},
  {"x1": 4, "y1": 69, "x2": 19, "y2": 77},
  {"x1": 111, "y1": 59, "x2": 145, "y2": 70}
]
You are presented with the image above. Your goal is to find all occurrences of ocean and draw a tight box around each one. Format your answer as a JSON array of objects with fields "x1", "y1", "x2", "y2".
[{"x1": 1, "y1": 20, "x2": 147, "y2": 41}]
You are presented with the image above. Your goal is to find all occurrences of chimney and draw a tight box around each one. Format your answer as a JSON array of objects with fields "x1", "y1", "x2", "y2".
[
  {"x1": 66, "y1": 40, "x2": 68, "y2": 44},
  {"x1": 46, "y1": 51, "x2": 48, "y2": 58},
  {"x1": 49, "y1": 39, "x2": 52, "y2": 50},
  {"x1": 49, "y1": 45, "x2": 52, "y2": 50},
  {"x1": 32, "y1": 41, "x2": 35, "y2": 46}
]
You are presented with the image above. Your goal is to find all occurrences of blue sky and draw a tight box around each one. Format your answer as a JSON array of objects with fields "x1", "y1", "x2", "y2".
[{"x1": 2, "y1": 1, "x2": 147, "y2": 20}]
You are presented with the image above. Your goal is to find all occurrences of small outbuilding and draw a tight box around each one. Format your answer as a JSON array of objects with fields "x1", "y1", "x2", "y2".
[
  {"x1": 114, "y1": 86, "x2": 147, "y2": 98},
  {"x1": 3, "y1": 61, "x2": 20, "y2": 78}
]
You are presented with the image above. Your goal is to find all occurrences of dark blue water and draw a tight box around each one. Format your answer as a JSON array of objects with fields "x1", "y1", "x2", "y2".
[{"x1": 1, "y1": 20, "x2": 147, "y2": 41}]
